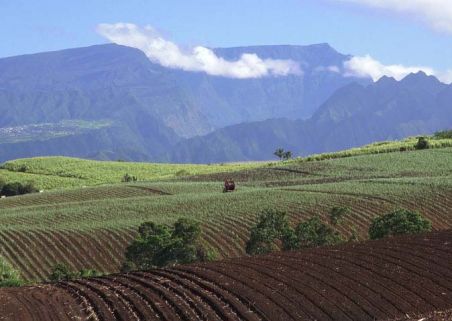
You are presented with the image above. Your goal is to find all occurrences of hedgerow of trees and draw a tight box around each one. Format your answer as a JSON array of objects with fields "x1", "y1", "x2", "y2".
[
  {"x1": 246, "y1": 207, "x2": 432, "y2": 256},
  {"x1": 122, "y1": 219, "x2": 216, "y2": 271},
  {"x1": 274, "y1": 148, "x2": 293, "y2": 161},
  {"x1": 0, "y1": 179, "x2": 38, "y2": 197},
  {"x1": 369, "y1": 209, "x2": 432, "y2": 240},
  {"x1": 246, "y1": 208, "x2": 349, "y2": 255},
  {"x1": 49, "y1": 263, "x2": 102, "y2": 282}
]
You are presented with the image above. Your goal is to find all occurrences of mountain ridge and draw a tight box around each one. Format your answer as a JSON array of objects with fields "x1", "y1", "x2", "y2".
[{"x1": 161, "y1": 71, "x2": 452, "y2": 162}]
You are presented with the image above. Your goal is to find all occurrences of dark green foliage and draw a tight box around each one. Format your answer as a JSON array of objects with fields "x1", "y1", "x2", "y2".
[
  {"x1": 122, "y1": 173, "x2": 138, "y2": 183},
  {"x1": 79, "y1": 268, "x2": 102, "y2": 278},
  {"x1": 49, "y1": 264, "x2": 78, "y2": 282},
  {"x1": 329, "y1": 207, "x2": 350, "y2": 225},
  {"x1": 274, "y1": 148, "x2": 293, "y2": 161},
  {"x1": 0, "y1": 257, "x2": 24, "y2": 287},
  {"x1": 246, "y1": 209, "x2": 345, "y2": 255},
  {"x1": 369, "y1": 209, "x2": 432, "y2": 240},
  {"x1": 245, "y1": 209, "x2": 294, "y2": 255},
  {"x1": 49, "y1": 263, "x2": 102, "y2": 282},
  {"x1": 1, "y1": 182, "x2": 38, "y2": 197},
  {"x1": 283, "y1": 151, "x2": 293, "y2": 161},
  {"x1": 175, "y1": 169, "x2": 190, "y2": 177},
  {"x1": 434, "y1": 130, "x2": 452, "y2": 139},
  {"x1": 274, "y1": 148, "x2": 285, "y2": 160},
  {"x1": 295, "y1": 215, "x2": 343, "y2": 248},
  {"x1": 414, "y1": 137, "x2": 430, "y2": 150},
  {"x1": 1, "y1": 182, "x2": 22, "y2": 197},
  {"x1": 123, "y1": 219, "x2": 212, "y2": 271}
]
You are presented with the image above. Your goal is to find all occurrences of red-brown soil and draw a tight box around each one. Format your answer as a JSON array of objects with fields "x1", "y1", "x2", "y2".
[{"x1": 1, "y1": 230, "x2": 452, "y2": 321}]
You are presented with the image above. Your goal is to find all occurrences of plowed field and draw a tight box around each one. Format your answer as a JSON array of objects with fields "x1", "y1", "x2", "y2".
[{"x1": 1, "y1": 230, "x2": 451, "y2": 321}]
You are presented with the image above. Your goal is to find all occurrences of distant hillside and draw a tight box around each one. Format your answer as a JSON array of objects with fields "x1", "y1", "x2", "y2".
[
  {"x1": 163, "y1": 72, "x2": 452, "y2": 162},
  {"x1": 2, "y1": 134, "x2": 451, "y2": 190},
  {"x1": 0, "y1": 43, "x2": 364, "y2": 162}
]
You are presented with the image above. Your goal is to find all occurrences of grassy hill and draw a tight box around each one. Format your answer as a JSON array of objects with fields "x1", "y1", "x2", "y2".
[
  {"x1": 0, "y1": 157, "x2": 263, "y2": 190},
  {"x1": 0, "y1": 137, "x2": 451, "y2": 281},
  {"x1": 1, "y1": 133, "x2": 451, "y2": 190}
]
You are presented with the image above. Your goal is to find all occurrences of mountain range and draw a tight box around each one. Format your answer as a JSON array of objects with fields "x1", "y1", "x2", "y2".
[
  {"x1": 162, "y1": 71, "x2": 451, "y2": 162},
  {"x1": 0, "y1": 43, "x2": 450, "y2": 163}
]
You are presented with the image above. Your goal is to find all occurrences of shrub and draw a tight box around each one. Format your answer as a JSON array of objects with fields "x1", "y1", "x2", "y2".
[
  {"x1": 329, "y1": 207, "x2": 350, "y2": 226},
  {"x1": 19, "y1": 183, "x2": 38, "y2": 194},
  {"x1": 175, "y1": 169, "x2": 190, "y2": 177},
  {"x1": 414, "y1": 137, "x2": 430, "y2": 150},
  {"x1": 295, "y1": 215, "x2": 343, "y2": 248},
  {"x1": 49, "y1": 264, "x2": 101, "y2": 281},
  {"x1": 434, "y1": 130, "x2": 452, "y2": 139},
  {"x1": 245, "y1": 209, "x2": 295, "y2": 255},
  {"x1": 0, "y1": 182, "x2": 38, "y2": 197},
  {"x1": 369, "y1": 209, "x2": 432, "y2": 240},
  {"x1": 123, "y1": 219, "x2": 212, "y2": 271},
  {"x1": 0, "y1": 257, "x2": 24, "y2": 287},
  {"x1": 79, "y1": 268, "x2": 102, "y2": 278},
  {"x1": 49, "y1": 263, "x2": 77, "y2": 282},
  {"x1": 122, "y1": 173, "x2": 138, "y2": 182}
]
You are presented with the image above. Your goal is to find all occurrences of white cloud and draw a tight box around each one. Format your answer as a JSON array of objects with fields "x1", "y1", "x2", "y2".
[
  {"x1": 344, "y1": 55, "x2": 452, "y2": 84},
  {"x1": 97, "y1": 23, "x2": 301, "y2": 79},
  {"x1": 334, "y1": 0, "x2": 452, "y2": 34},
  {"x1": 438, "y1": 70, "x2": 452, "y2": 83},
  {"x1": 344, "y1": 55, "x2": 435, "y2": 81}
]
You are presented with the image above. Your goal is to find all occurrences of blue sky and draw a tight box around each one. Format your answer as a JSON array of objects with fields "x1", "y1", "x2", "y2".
[{"x1": 1, "y1": 0, "x2": 451, "y2": 72}]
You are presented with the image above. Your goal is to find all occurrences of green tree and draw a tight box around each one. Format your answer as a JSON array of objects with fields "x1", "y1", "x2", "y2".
[
  {"x1": 282, "y1": 151, "x2": 293, "y2": 161},
  {"x1": 245, "y1": 209, "x2": 295, "y2": 255},
  {"x1": 123, "y1": 219, "x2": 212, "y2": 271},
  {"x1": 1, "y1": 182, "x2": 37, "y2": 197},
  {"x1": 369, "y1": 209, "x2": 432, "y2": 240},
  {"x1": 1, "y1": 182, "x2": 22, "y2": 196},
  {"x1": 295, "y1": 215, "x2": 343, "y2": 248},
  {"x1": 0, "y1": 256, "x2": 23, "y2": 287},
  {"x1": 49, "y1": 263, "x2": 77, "y2": 282},
  {"x1": 274, "y1": 148, "x2": 285, "y2": 161},
  {"x1": 414, "y1": 137, "x2": 430, "y2": 150}
]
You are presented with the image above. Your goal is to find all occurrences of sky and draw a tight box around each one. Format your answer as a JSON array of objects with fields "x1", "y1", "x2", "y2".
[{"x1": 1, "y1": 0, "x2": 452, "y2": 80}]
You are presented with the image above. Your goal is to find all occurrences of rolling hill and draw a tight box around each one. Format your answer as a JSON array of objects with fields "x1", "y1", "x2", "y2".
[{"x1": 0, "y1": 140, "x2": 451, "y2": 281}]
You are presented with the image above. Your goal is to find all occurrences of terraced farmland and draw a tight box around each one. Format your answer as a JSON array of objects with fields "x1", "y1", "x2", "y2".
[
  {"x1": 0, "y1": 148, "x2": 452, "y2": 281},
  {"x1": 1, "y1": 230, "x2": 452, "y2": 321}
]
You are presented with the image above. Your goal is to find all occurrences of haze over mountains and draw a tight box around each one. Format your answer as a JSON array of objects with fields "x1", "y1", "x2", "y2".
[{"x1": 0, "y1": 43, "x2": 450, "y2": 163}]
